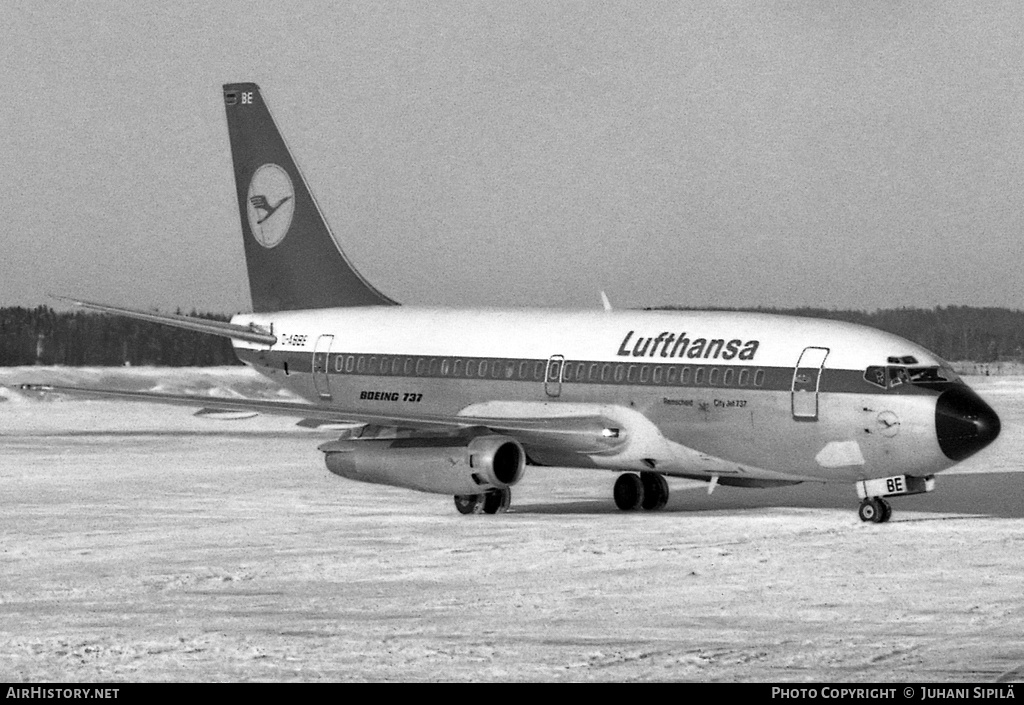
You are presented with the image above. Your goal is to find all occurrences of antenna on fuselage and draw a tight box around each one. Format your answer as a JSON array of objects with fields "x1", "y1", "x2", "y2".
[{"x1": 600, "y1": 291, "x2": 613, "y2": 312}]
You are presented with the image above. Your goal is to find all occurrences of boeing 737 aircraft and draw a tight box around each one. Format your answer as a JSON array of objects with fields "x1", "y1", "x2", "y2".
[{"x1": 32, "y1": 83, "x2": 1002, "y2": 523}]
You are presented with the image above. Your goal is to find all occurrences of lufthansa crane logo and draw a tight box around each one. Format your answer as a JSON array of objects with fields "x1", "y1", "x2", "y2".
[{"x1": 247, "y1": 164, "x2": 294, "y2": 248}]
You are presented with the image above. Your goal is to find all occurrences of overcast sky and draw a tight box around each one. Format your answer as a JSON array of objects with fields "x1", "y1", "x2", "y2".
[{"x1": 4, "y1": 1, "x2": 1024, "y2": 313}]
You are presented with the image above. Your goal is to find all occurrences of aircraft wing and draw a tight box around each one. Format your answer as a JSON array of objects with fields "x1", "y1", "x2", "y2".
[
  {"x1": 18, "y1": 384, "x2": 624, "y2": 455},
  {"x1": 19, "y1": 383, "x2": 818, "y2": 485}
]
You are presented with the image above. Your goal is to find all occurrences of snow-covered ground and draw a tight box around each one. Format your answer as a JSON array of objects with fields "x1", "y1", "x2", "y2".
[{"x1": 1, "y1": 367, "x2": 1021, "y2": 682}]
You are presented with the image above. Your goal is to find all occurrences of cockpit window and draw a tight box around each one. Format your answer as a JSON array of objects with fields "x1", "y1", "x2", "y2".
[
  {"x1": 907, "y1": 366, "x2": 958, "y2": 385},
  {"x1": 887, "y1": 356, "x2": 919, "y2": 365},
  {"x1": 864, "y1": 366, "x2": 887, "y2": 389},
  {"x1": 864, "y1": 365, "x2": 956, "y2": 389},
  {"x1": 888, "y1": 366, "x2": 911, "y2": 387}
]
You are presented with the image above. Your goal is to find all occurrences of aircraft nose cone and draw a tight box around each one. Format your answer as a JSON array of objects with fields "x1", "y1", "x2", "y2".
[{"x1": 935, "y1": 385, "x2": 1001, "y2": 461}]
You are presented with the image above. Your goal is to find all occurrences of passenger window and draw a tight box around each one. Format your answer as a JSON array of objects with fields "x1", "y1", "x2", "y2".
[
  {"x1": 614, "y1": 364, "x2": 625, "y2": 383},
  {"x1": 589, "y1": 363, "x2": 599, "y2": 382},
  {"x1": 454, "y1": 359, "x2": 464, "y2": 376},
  {"x1": 667, "y1": 366, "x2": 679, "y2": 384},
  {"x1": 652, "y1": 366, "x2": 663, "y2": 384},
  {"x1": 429, "y1": 358, "x2": 440, "y2": 376},
  {"x1": 441, "y1": 358, "x2": 451, "y2": 376},
  {"x1": 356, "y1": 356, "x2": 366, "y2": 374},
  {"x1": 723, "y1": 368, "x2": 734, "y2": 386},
  {"x1": 519, "y1": 361, "x2": 530, "y2": 379},
  {"x1": 738, "y1": 369, "x2": 750, "y2": 386},
  {"x1": 367, "y1": 356, "x2": 378, "y2": 374},
  {"x1": 505, "y1": 362, "x2": 516, "y2": 379},
  {"x1": 534, "y1": 361, "x2": 546, "y2": 380},
  {"x1": 601, "y1": 364, "x2": 612, "y2": 382},
  {"x1": 754, "y1": 369, "x2": 765, "y2": 387},
  {"x1": 627, "y1": 365, "x2": 638, "y2": 383},
  {"x1": 694, "y1": 367, "x2": 705, "y2": 385},
  {"x1": 345, "y1": 355, "x2": 355, "y2": 373},
  {"x1": 640, "y1": 365, "x2": 650, "y2": 383},
  {"x1": 477, "y1": 360, "x2": 489, "y2": 377},
  {"x1": 709, "y1": 368, "x2": 720, "y2": 386},
  {"x1": 465, "y1": 360, "x2": 477, "y2": 377},
  {"x1": 681, "y1": 367, "x2": 692, "y2": 385}
]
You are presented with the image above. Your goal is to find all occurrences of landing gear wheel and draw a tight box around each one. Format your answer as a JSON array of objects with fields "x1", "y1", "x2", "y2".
[
  {"x1": 640, "y1": 471, "x2": 669, "y2": 511},
  {"x1": 879, "y1": 498, "x2": 893, "y2": 523},
  {"x1": 454, "y1": 494, "x2": 481, "y2": 515},
  {"x1": 858, "y1": 497, "x2": 888, "y2": 523},
  {"x1": 482, "y1": 488, "x2": 511, "y2": 515},
  {"x1": 613, "y1": 473, "x2": 645, "y2": 511}
]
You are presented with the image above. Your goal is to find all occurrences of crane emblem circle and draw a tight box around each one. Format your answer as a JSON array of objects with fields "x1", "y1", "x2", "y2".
[
  {"x1": 876, "y1": 410, "x2": 901, "y2": 437},
  {"x1": 247, "y1": 164, "x2": 295, "y2": 248}
]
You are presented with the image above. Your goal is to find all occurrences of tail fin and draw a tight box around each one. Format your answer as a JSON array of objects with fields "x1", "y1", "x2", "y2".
[{"x1": 222, "y1": 83, "x2": 398, "y2": 312}]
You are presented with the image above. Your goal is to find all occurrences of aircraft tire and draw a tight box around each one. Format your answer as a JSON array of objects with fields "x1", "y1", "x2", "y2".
[
  {"x1": 879, "y1": 498, "x2": 893, "y2": 523},
  {"x1": 482, "y1": 488, "x2": 511, "y2": 515},
  {"x1": 858, "y1": 498, "x2": 886, "y2": 523},
  {"x1": 454, "y1": 494, "x2": 481, "y2": 515},
  {"x1": 640, "y1": 471, "x2": 669, "y2": 511},
  {"x1": 613, "y1": 473, "x2": 645, "y2": 511}
]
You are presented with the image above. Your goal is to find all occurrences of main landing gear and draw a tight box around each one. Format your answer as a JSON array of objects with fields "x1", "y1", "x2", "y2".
[
  {"x1": 454, "y1": 488, "x2": 511, "y2": 515},
  {"x1": 613, "y1": 471, "x2": 669, "y2": 511},
  {"x1": 857, "y1": 497, "x2": 892, "y2": 524}
]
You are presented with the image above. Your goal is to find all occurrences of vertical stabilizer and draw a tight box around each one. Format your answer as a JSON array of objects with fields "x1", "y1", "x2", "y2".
[{"x1": 222, "y1": 83, "x2": 398, "y2": 312}]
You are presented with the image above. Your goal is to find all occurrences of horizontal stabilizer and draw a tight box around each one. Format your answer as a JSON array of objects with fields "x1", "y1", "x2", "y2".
[{"x1": 54, "y1": 295, "x2": 276, "y2": 346}]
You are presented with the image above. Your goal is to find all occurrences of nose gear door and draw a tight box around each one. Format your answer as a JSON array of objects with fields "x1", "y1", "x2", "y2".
[{"x1": 792, "y1": 346, "x2": 829, "y2": 421}]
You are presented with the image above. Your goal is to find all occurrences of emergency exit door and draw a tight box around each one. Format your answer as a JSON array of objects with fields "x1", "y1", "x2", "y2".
[{"x1": 544, "y1": 355, "x2": 564, "y2": 397}]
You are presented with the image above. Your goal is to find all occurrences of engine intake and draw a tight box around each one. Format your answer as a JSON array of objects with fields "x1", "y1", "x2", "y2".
[{"x1": 320, "y1": 434, "x2": 525, "y2": 496}]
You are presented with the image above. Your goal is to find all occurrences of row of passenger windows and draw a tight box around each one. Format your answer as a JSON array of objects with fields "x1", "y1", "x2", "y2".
[{"x1": 324, "y1": 354, "x2": 767, "y2": 388}]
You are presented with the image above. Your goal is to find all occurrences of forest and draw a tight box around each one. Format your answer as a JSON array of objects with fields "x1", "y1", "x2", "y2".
[
  {"x1": 0, "y1": 306, "x2": 237, "y2": 367},
  {"x1": 2, "y1": 305, "x2": 1023, "y2": 366}
]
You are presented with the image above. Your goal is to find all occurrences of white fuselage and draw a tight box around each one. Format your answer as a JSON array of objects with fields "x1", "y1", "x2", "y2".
[{"x1": 229, "y1": 307, "x2": 972, "y2": 486}]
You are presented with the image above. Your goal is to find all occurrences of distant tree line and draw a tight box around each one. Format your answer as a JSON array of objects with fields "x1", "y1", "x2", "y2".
[
  {"x1": 650, "y1": 305, "x2": 1024, "y2": 363},
  {"x1": 3, "y1": 304, "x2": 1024, "y2": 366},
  {"x1": 0, "y1": 306, "x2": 239, "y2": 366}
]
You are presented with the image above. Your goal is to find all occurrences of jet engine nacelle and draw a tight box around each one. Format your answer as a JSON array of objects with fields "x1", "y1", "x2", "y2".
[{"x1": 320, "y1": 435, "x2": 526, "y2": 496}]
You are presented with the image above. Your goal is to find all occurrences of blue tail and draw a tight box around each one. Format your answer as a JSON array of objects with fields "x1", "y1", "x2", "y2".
[{"x1": 223, "y1": 83, "x2": 398, "y2": 312}]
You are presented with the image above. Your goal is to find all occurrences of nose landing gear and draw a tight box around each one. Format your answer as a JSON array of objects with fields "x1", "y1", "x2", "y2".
[
  {"x1": 857, "y1": 497, "x2": 892, "y2": 523},
  {"x1": 855, "y1": 474, "x2": 935, "y2": 523}
]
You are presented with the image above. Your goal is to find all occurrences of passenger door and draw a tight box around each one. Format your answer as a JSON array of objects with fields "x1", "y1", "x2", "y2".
[
  {"x1": 312, "y1": 334, "x2": 334, "y2": 400},
  {"x1": 791, "y1": 346, "x2": 829, "y2": 421}
]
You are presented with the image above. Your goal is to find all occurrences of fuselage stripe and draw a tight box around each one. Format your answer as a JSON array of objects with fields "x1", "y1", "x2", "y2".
[{"x1": 239, "y1": 349, "x2": 938, "y2": 396}]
